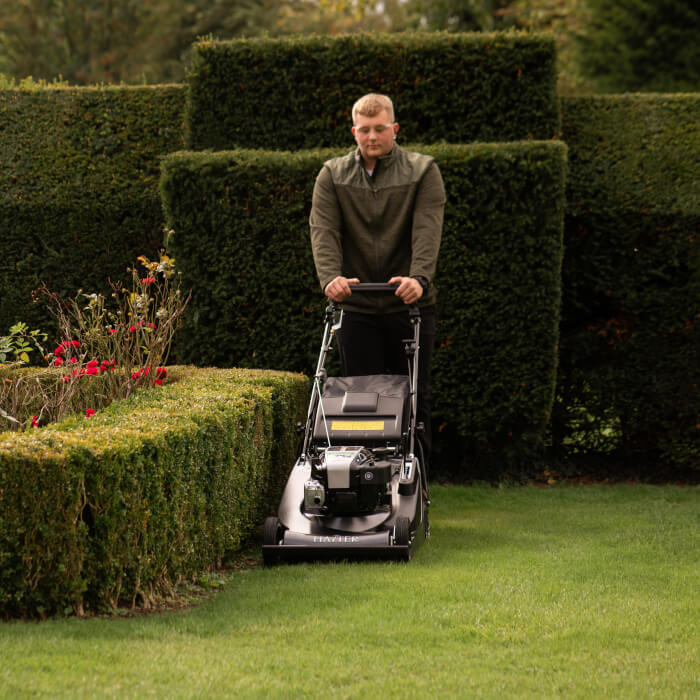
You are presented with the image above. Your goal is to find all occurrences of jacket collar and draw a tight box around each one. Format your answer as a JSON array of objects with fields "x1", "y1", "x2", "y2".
[{"x1": 353, "y1": 143, "x2": 401, "y2": 175}]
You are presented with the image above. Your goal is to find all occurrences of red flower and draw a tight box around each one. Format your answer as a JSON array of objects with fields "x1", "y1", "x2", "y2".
[
  {"x1": 86, "y1": 359, "x2": 99, "y2": 368},
  {"x1": 141, "y1": 277, "x2": 156, "y2": 285},
  {"x1": 54, "y1": 357, "x2": 64, "y2": 367},
  {"x1": 152, "y1": 379, "x2": 163, "y2": 387},
  {"x1": 108, "y1": 328, "x2": 117, "y2": 335},
  {"x1": 155, "y1": 366, "x2": 168, "y2": 378},
  {"x1": 131, "y1": 370, "x2": 141, "y2": 379},
  {"x1": 62, "y1": 376, "x2": 71, "y2": 383},
  {"x1": 56, "y1": 340, "x2": 80, "y2": 355},
  {"x1": 100, "y1": 360, "x2": 116, "y2": 373},
  {"x1": 83, "y1": 366, "x2": 99, "y2": 376},
  {"x1": 31, "y1": 415, "x2": 39, "y2": 428},
  {"x1": 147, "y1": 322, "x2": 156, "y2": 329},
  {"x1": 85, "y1": 408, "x2": 95, "y2": 417}
]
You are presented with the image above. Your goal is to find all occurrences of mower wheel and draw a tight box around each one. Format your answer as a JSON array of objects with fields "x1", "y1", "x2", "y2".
[
  {"x1": 394, "y1": 516, "x2": 411, "y2": 546},
  {"x1": 263, "y1": 516, "x2": 282, "y2": 546}
]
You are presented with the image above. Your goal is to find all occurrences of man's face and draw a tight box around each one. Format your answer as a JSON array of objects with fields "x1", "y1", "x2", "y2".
[{"x1": 352, "y1": 109, "x2": 399, "y2": 165}]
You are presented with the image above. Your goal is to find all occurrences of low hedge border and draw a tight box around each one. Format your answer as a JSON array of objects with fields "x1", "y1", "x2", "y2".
[{"x1": 0, "y1": 366, "x2": 308, "y2": 617}]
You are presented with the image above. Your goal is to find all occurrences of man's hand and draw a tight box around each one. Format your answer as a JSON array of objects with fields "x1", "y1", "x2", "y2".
[
  {"x1": 389, "y1": 276, "x2": 424, "y2": 304},
  {"x1": 324, "y1": 276, "x2": 360, "y2": 302}
]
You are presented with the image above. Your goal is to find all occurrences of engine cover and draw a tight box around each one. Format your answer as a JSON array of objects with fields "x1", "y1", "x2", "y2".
[{"x1": 307, "y1": 446, "x2": 392, "y2": 515}]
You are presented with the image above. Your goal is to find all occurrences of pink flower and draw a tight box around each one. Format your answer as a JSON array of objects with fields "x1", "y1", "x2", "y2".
[
  {"x1": 85, "y1": 408, "x2": 95, "y2": 417},
  {"x1": 31, "y1": 415, "x2": 39, "y2": 428},
  {"x1": 54, "y1": 357, "x2": 64, "y2": 367},
  {"x1": 141, "y1": 277, "x2": 156, "y2": 285}
]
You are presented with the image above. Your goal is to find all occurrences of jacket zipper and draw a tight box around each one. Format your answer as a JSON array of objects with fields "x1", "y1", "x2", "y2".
[{"x1": 372, "y1": 183, "x2": 379, "y2": 280}]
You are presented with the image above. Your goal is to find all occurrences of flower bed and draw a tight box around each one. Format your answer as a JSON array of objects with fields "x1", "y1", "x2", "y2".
[{"x1": 0, "y1": 366, "x2": 308, "y2": 617}]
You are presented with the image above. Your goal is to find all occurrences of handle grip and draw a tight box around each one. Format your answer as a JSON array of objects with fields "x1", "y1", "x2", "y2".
[{"x1": 347, "y1": 282, "x2": 399, "y2": 292}]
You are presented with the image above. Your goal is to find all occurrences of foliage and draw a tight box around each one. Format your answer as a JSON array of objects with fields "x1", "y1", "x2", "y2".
[
  {"x1": 0, "y1": 252, "x2": 189, "y2": 432},
  {"x1": 557, "y1": 94, "x2": 700, "y2": 469},
  {"x1": 160, "y1": 141, "x2": 567, "y2": 476},
  {"x1": 185, "y1": 32, "x2": 559, "y2": 151},
  {"x1": 0, "y1": 366, "x2": 309, "y2": 617},
  {"x1": 6, "y1": 0, "x2": 697, "y2": 96},
  {"x1": 0, "y1": 0, "x2": 161, "y2": 85},
  {"x1": 576, "y1": 0, "x2": 700, "y2": 93},
  {"x1": 0, "y1": 85, "x2": 186, "y2": 338},
  {"x1": 0, "y1": 322, "x2": 47, "y2": 366},
  {"x1": 0, "y1": 0, "x2": 324, "y2": 85}
]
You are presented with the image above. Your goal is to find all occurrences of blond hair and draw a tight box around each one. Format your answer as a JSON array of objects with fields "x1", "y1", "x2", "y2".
[{"x1": 352, "y1": 94, "x2": 395, "y2": 124}]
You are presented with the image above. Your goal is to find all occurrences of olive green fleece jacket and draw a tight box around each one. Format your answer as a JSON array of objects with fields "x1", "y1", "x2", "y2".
[{"x1": 309, "y1": 144, "x2": 446, "y2": 314}]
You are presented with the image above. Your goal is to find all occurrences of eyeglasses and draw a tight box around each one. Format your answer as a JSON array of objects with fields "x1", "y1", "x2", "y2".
[{"x1": 353, "y1": 123, "x2": 395, "y2": 136}]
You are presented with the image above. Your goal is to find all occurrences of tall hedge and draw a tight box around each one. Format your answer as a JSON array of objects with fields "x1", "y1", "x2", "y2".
[
  {"x1": 0, "y1": 85, "x2": 186, "y2": 337},
  {"x1": 557, "y1": 94, "x2": 700, "y2": 469},
  {"x1": 160, "y1": 141, "x2": 567, "y2": 474},
  {"x1": 0, "y1": 367, "x2": 308, "y2": 617},
  {"x1": 185, "y1": 32, "x2": 560, "y2": 151}
]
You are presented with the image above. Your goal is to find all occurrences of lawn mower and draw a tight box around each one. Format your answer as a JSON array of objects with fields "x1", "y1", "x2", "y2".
[{"x1": 263, "y1": 283, "x2": 429, "y2": 564}]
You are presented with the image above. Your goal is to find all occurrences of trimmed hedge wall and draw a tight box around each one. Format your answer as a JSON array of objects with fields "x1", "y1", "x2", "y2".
[
  {"x1": 185, "y1": 32, "x2": 560, "y2": 151},
  {"x1": 0, "y1": 367, "x2": 308, "y2": 617},
  {"x1": 160, "y1": 141, "x2": 567, "y2": 473},
  {"x1": 558, "y1": 95, "x2": 700, "y2": 469},
  {"x1": 0, "y1": 85, "x2": 186, "y2": 337}
]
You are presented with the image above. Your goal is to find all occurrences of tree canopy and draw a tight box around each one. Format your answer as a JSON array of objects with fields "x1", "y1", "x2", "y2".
[{"x1": 0, "y1": 0, "x2": 698, "y2": 92}]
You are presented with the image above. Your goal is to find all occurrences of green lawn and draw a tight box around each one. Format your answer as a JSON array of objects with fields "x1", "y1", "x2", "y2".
[{"x1": 1, "y1": 484, "x2": 698, "y2": 698}]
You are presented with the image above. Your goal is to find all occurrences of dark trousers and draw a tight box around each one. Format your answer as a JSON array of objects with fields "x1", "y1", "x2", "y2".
[{"x1": 336, "y1": 306, "x2": 436, "y2": 469}]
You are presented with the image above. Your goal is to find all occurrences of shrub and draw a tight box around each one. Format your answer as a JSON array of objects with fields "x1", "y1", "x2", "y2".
[
  {"x1": 557, "y1": 94, "x2": 700, "y2": 470},
  {"x1": 0, "y1": 367, "x2": 308, "y2": 617},
  {"x1": 0, "y1": 85, "x2": 186, "y2": 337},
  {"x1": 1, "y1": 252, "x2": 189, "y2": 431},
  {"x1": 160, "y1": 140, "x2": 567, "y2": 476},
  {"x1": 185, "y1": 32, "x2": 560, "y2": 151}
]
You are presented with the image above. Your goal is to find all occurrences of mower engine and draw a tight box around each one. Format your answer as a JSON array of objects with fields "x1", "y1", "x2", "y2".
[{"x1": 304, "y1": 446, "x2": 392, "y2": 515}]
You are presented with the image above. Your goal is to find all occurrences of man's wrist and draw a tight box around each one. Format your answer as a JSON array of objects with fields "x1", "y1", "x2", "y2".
[{"x1": 412, "y1": 276, "x2": 429, "y2": 291}]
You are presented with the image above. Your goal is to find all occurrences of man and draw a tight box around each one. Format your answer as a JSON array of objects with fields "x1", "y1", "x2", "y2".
[{"x1": 309, "y1": 93, "x2": 446, "y2": 467}]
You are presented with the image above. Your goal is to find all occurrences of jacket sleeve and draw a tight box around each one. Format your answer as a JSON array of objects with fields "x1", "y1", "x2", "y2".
[
  {"x1": 410, "y1": 161, "x2": 446, "y2": 284},
  {"x1": 309, "y1": 165, "x2": 344, "y2": 292}
]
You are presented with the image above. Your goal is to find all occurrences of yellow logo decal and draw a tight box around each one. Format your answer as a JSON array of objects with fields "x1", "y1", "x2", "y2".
[{"x1": 331, "y1": 420, "x2": 385, "y2": 431}]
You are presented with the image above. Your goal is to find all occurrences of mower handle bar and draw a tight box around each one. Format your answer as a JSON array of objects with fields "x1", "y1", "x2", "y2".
[{"x1": 347, "y1": 282, "x2": 399, "y2": 293}]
